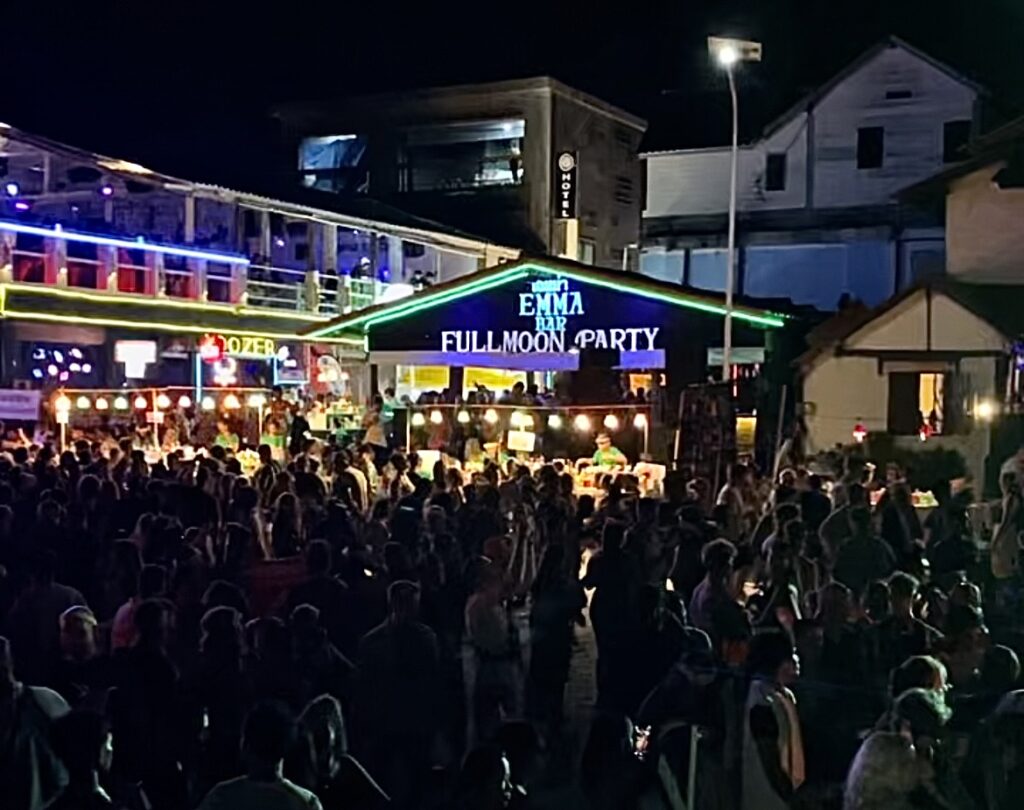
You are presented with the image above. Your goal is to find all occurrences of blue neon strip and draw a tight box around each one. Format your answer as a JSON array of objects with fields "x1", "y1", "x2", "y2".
[{"x1": 0, "y1": 220, "x2": 250, "y2": 265}]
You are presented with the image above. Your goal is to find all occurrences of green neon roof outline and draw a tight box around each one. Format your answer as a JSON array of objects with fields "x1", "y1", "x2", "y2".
[{"x1": 304, "y1": 261, "x2": 786, "y2": 337}]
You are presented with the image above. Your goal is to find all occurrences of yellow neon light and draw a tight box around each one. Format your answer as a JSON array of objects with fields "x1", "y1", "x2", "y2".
[
  {"x1": 1, "y1": 308, "x2": 362, "y2": 345},
  {"x1": 0, "y1": 283, "x2": 328, "y2": 323}
]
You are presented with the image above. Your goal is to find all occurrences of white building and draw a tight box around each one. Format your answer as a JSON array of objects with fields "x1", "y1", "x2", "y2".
[
  {"x1": 642, "y1": 37, "x2": 982, "y2": 311},
  {"x1": 801, "y1": 115, "x2": 1024, "y2": 493}
]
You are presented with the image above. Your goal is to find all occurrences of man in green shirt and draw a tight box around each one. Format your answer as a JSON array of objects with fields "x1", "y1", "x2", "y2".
[{"x1": 592, "y1": 432, "x2": 627, "y2": 467}]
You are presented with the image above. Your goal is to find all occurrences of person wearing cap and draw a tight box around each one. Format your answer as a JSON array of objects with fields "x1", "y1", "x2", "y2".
[
  {"x1": 592, "y1": 433, "x2": 627, "y2": 468},
  {"x1": 48, "y1": 606, "x2": 113, "y2": 710}
]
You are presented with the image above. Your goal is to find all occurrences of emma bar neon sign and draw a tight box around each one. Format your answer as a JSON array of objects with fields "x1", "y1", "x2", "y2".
[{"x1": 0, "y1": 220, "x2": 250, "y2": 265}]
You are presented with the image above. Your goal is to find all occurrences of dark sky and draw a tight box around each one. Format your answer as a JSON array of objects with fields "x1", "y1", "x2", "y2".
[{"x1": 5, "y1": 0, "x2": 1024, "y2": 183}]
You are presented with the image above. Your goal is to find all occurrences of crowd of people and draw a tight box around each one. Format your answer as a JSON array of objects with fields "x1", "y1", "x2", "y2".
[{"x1": 0, "y1": 420, "x2": 1022, "y2": 810}]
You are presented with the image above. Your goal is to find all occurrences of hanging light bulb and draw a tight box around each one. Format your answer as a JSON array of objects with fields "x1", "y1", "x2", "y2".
[
  {"x1": 223, "y1": 394, "x2": 241, "y2": 410},
  {"x1": 247, "y1": 393, "x2": 267, "y2": 409},
  {"x1": 75, "y1": 396, "x2": 91, "y2": 410},
  {"x1": 574, "y1": 413, "x2": 592, "y2": 432},
  {"x1": 201, "y1": 395, "x2": 216, "y2": 411},
  {"x1": 411, "y1": 412, "x2": 426, "y2": 427},
  {"x1": 456, "y1": 409, "x2": 470, "y2": 424},
  {"x1": 155, "y1": 393, "x2": 172, "y2": 409},
  {"x1": 113, "y1": 396, "x2": 129, "y2": 411},
  {"x1": 633, "y1": 412, "x2": 648, "y2": 428},
  {"x1": 547, "y1": 413, "x2": 563, "y2": 429},
  {"x1": 177, "y1": 395, "x2": 192, "y2": 409},
  {"x1": 603, "y1": 413, "x2": 620, "y2": 430},
  {"x1": 429, "y1": 409, "x2": 443, "y2": 425},
  {"x1": 484, "y1": 408, "x2": 499, "y2": 424},
  {"x1": 521, "y1": 413, "x2": 535, "y2": 429},
  {"x1": 133, "y1": 395, "x2": 148, "y2": 410},
  {"x1": 55, "y1": 394, "x2": 72, "y2": 412},
  {"x1": 95, "y1": 397, "x2": 109, "y2": 411},
  {"x1": 510, "y1": 410, "x2": 526, "y2": 429}
]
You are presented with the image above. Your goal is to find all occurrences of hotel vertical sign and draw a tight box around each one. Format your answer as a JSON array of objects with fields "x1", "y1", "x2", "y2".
[{"x1": 554, "y1": 151, "x2": 578, "y2": 219}]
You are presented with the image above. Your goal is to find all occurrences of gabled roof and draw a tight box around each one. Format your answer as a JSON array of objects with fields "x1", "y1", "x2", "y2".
[
  {"x1": 301, "y1": 255, "x2": 790, "y2": 339},
  {"x1": 797, "y1": 278, "x2": 1024, "y2": 368},
  {"x1": 762, "y1": 36, "x2": 984, "y2": 139}
]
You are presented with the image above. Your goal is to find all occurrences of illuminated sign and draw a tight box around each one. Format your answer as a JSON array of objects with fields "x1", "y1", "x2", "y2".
[
  {"x1": 518, "y1": 278, "x2": 583, "y2": 332},
  {"x1": 115, "y1": 340, "x2": 157, "y2": 378},
  {"x1": 439, "y1": 277, "x2": 660, "y2": 355},
  {"x1": 199, "y1": 333, "x2": 276, "y2": 362},
  {"x1": 554, "y1": 152, "x2": 578, "y2": 219}
]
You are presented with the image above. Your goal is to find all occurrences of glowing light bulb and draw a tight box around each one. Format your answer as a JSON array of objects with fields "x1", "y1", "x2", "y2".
[
  {"x1": 484, "y1": 408, "x2": 499, "y2": 425},
  {"x1": 155, "y1": 393, "x2": 172, "y2": 409},
  {"x1": 134, "y1": 395, "x2": 148, "y2": 410},
  {"x1": 456, "y1": 409, "x2": 470, "y2": 424},
  {"x1": 76, "y1": 396, "x2": 91, "y2": 410},
  {"x1": 201, "y1": 396, "x2": 216, "y2": 411},
  {"x1": 95, "y1": 397, "x2": 109, "y2": 411},
  {"x1": 975, "y1": 399, "x2": 996, "y2": 421},
  {"x1": 633, "y1": 412, "x2": 648, "y2": 429},
  {"x1": 55, "y1": 394, "x2": 72, "y2": 412},
  {"x1": 510, "y1": 411, "x2": 526, "y2": 428},
  {"x1": 603, "y1": 414, "x2": 620, "y2": 430},
  {"x1": 247, "y1": 393, "x2": 267, "y2": 408},
  {"x1": 411, "y1": 412, "x2": 426, "y2": 427},
  {"x1": 223, "y1": 394, "x2": 241, "y2": 410},
  {"x1": 547, "y1": 414, "x2": 563, "y2": 429},
  {"x1": 177, "y1": 395, "x2": 192, "y2": 409},
  {"x1": 574, "y1": 414, "x2": 592, "y2": 432},
  {"x1": 113, "y1": 396, "x2": 129, "y2": 410},
  {"x1": 429, "y1": 409, "x2": 443, "y2": 425}
]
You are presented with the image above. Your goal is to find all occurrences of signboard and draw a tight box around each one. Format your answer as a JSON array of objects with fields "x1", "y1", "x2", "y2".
[
  {"x1": 198, "y1": 333, "x2": 277, "y2": 362},
  {"x1": 0, "y1": 389, "x2": 41, "y2": 421},
  {"x1": 437, "y1": 277, "x2": 660, "y2": 357},
  {"x1": 554, "y1": 151, "x2": 578, "y2": 219}
]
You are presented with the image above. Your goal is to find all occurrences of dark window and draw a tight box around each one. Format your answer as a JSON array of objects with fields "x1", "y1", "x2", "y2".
[
  {"x1": 885, "y1": 89, "x2": 913, "y2": 100},
  {"x1": 887, "y1": 372, "x2": 946, "y2": 435},
  {"x1": 765, "y1": 153, "x2": 787, "y2": 191},
  {"x1": 943, "y1": 120, "x2": 971, "y2": 163},
  {"x1": 857, "y1": 127, "x2": 884, "y2": 169},
  {"x1": 614, "y1": 176, "x2": 634, "y2": 205}
]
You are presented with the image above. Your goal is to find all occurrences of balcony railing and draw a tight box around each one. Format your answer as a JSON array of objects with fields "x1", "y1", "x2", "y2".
[{"x1": 0, "y1": 220, "x2": 396, "y2": 316}]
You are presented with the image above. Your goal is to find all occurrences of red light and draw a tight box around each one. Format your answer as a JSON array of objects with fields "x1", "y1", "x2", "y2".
[
  {"x1": 852, "y1": 422, "x2": 867, "y2": 443},
  {"x1": 198, "y1": 333, "x2": 226, "y2": 363}
]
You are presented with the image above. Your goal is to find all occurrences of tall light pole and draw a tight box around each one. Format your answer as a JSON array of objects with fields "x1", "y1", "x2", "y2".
[{"x1": 708, "y1": 36, "x2": 761, "y2": 383}]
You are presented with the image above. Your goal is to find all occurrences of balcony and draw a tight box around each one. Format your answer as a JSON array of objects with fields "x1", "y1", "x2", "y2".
[{"x1": 0, "y1": 219, "x2": 406, "y2": 316}]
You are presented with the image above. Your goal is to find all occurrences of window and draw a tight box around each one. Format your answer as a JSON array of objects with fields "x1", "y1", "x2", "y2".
[
  {"x1": 614, "y1": 176, "x2": 634, "y2": 205},
  {"x1": 857, "y1": 127, "x2": 884, "y2": 169},
  {"x1": 578, "y1": 238, "x2": 596, "y2": 265},
  {"x1": 887, "y1": 371, "x2": 945, "y2": 435},
  {"x1": 943, "y1": 120, "x2": 971, "y2": 163},
  {"x1": 299, "y1": 135, "x2": 368, "y2": 193},
  {"x1": 765, "y1": 153, "x2": 787, "y2": 191},
  {"x1": 398, "y1": 119, "x2": 525, "y2": 192}
]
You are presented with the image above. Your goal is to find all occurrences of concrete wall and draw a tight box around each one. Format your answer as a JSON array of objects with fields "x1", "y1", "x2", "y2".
[
  {"x1": 946, "y1": 164, "x2": 1024, "y2": 282},
  {"x1": 554, "y1": 94, "x2": 646, "y2": 267}
]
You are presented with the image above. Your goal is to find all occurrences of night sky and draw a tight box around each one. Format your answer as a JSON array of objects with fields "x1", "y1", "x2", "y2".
[{"x1": 5, "y1": 0, "x2": 1024, "y2": 185}]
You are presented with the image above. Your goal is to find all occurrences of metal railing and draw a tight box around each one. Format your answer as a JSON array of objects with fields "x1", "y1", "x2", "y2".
[{"x1": 3, "y1": 236, "x2": 395, "y2": 316}]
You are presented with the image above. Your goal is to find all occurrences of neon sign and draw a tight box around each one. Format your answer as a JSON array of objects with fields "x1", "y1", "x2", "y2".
[
  {"x1": 199, "y1": 333, "x2": 276, "y2": 361},
  {"x1": 438, "y1": 277, "x2": 660, "y2": 356},
  {"x1": 518, "y1": 278, "x2": 584, "y2": 332}
]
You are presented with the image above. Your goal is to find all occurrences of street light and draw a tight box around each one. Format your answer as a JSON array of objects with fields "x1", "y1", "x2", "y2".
[{"x1": 708, "y1": 36, "x2": 761, "y2": 382}]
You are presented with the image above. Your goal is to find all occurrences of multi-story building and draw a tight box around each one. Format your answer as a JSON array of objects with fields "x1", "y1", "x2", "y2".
[
  {"x1": 641, "y1": 37, "x2": 982, "y2": 311},
  {"x1": 0, "y1": 121, "x2": 517, "y2": 401},
  {"x1": 274, "y1": 77, "x2": 647, "y2": 269}
]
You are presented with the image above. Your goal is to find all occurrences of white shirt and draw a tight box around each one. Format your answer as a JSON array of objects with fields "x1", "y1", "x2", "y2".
[{"x1": 198, "y1": 775, "x2": 322, "y2": 810}]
